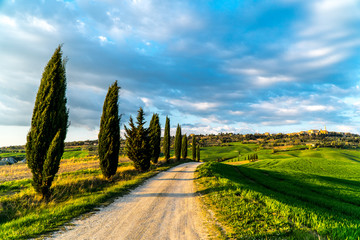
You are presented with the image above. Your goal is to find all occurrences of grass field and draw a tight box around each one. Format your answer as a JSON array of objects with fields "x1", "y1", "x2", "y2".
[
  {"x1": 0, "y1": 152, "x2": 25, "y2": 159},
  {"x1": 0, "y1": 147, "x2": 91, "y2": 160},
  {"x1": 61, "y1": 148, "x2": 90, "y2": 159},
  {"x1": 196, "y1": 147, "x2": 360, "y2": 239},
  {"x1": 199, "y1": 142, "x2": 258, "y2": 162}
]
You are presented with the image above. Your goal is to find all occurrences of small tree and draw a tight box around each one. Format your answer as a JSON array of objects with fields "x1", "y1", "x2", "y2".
[
  {"x1": 26, "y1": 45, "x2": 69, "y2": 200},
  {"x1": 174, "y1": 124, "x2": 182, "y2": 161},
  {"x1": 196, "y1": 145, "x2": 200, "y2": 162},
  {"x1": 98, "y1": 81, "x2": 120, "y2": 179},
  {"x1": 181, "y1": 134, "x2": 188, "y2": 160},
  {"x1": 149, "y1": 113, "x2": 161, "y2": 163},
  {"x1": 192, "y1": 135, "x2": 196, "y2": 161},
  {"x1": 124, "y1": 107, "x2": 151, "y2": 171},
  {"x1": 163, "y1": 116, "x2": 170, "y2": 162}
]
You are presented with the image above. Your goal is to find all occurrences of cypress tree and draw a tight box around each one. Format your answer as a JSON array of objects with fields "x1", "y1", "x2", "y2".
[
  {"x1": 149, "y1": 113, "x2": 161, "y2": 164},
  {"x1": 196, "y1": 145, "x2": 200, "y2": 162},
  {"x1": 124, "y1": 107, "x2": 151, "y2": 171},
  {"x1": 163, "y1": 116, "x2": 170, "y2": 162},
  {"x1": 98, "y1": 81, "x2": 120, "y2": 179},
  {"x1": 26, "y1": 45, "x2": 69, "y2": 200},
  {"x1": 181, "y1": 134, "x2": 188, "y2": 160},
  {"x1": 174, "y1": 124, "x2": 182, "y2": 161},
  {"x1": 192, "y1": 135, "x2": 196, "y2": 161}
]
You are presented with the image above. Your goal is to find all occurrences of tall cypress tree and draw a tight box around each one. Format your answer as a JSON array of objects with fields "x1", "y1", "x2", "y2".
[
  {"x1": 26, "y1": 45, "x2": 68, "y2": 200},
  {"x1": 98, "y1": 81, "x2": 120, "y2": 179},
  {"x1": 196, "y1": 145, "x2": 200, "y2": 162},
  {"x1": 124, "y1": 107, "x2": 151, "y2": 171},
  {"x1": 149, "y1": 113, "x2": 161, "y2": 163},
  {"x1": 192, "y1": 135, "x2": 196, "y2": 161},
  {"x1": 163, "y1": 116, "x2": 170, "y2": 162},
  {"x1": 174, "y1": 124, "x2": 182, "y2": 161},
  {"x1": 181, "y1": 134, "x2": 188, "y2": 160}
]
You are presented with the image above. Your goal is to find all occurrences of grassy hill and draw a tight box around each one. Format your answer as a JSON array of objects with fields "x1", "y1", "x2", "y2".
[
  {"x1": 196, "y1": 147, "x2": 360, "y2": 239},
  {"x1": 198, "y1": 142, "x2": 258, "y2": 162}
]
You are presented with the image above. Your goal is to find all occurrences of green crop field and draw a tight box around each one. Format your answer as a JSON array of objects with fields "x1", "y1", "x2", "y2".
[
  {"x1": 199, "y1": 142, "x2": 258, "y2": 162},
  {"x1": 0, "y1": 152, "x2": 25, "y2": 159},
  {"x1": 61, "y1": 149, "x2": 89, "y2": 159},
  {"x1": 196, "y1": 147, "x2": 360, "y2": 239},
  {"x1": 0, "y1": 148, "x2": 89, "y2": 160}
]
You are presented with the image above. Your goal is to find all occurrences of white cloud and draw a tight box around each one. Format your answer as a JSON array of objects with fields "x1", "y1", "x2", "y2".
[
  {"x1": 262, "y1": 120, "x2": 299, "y2": 126},
  {"x1": 0, "y1": 102, "x2": 13, "y2": 112},
  {"x1": 335, "y1": 125, "x2": 356, "y2": 133},
  {"x1": 305, "y1": 105, "x2": 334, "y2": 112},
  {"x1": 201, "y1": 115, "x2": 229, "y2": 124},
  {"x1": 251, "y1": 97, "x2": 338, "y2": 120},
  {"x1": 0, "y1": 15, "x2": 17, "y2": 27},
  {"x1": 169, "y1": 99, "x2": 220, "y2": 112},
  {"x1": 255, "y1": 75, "x2": 294, "y2": 86},
  {"x1": 28, "y1": 16, "x2": 56, "y2": 32},
  {"x1": 76, "y1": 20, "x2": 86, "y2": 33},
  {"x1": 140, "y1": 97, "x2": 152, "y2": 107},
  {"x1": 229, "y1": 110, "x2": 244, "y2": 116},
  {"x1": 283, "y1": 0, "x2": 360, "y2": 73},
  {"x1": 98, "y1": 35, "x2": 107, "y2": 42},
  {"x1": 226, "y1": 67, "x2": 264, "y2": 76}
]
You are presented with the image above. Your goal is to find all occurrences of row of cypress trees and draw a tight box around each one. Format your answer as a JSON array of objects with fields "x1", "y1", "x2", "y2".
[
  {"x1": 174, "y1": 124, "x2": 200, "y2": 161},
  {"x1": 26, "y1": 45, "x2": 201, "y2": 200},
  {"x1": 124, "y1": 109, "x2": 197, "y2": 172}
]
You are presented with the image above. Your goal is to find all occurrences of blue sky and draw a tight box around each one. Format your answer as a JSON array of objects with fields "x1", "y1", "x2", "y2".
[{"x1": 1, "y1": 0, "x2": 360, "y2": 146}]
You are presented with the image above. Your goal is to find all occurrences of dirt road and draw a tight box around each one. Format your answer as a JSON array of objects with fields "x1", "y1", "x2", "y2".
[{"x1": 48, "y1": 162, "x2": 208, "y2": 240}]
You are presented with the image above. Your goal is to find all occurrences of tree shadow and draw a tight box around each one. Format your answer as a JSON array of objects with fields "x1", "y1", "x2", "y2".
[{"x1": 340, "y1": 152, "x2": 360, "y2": 164}]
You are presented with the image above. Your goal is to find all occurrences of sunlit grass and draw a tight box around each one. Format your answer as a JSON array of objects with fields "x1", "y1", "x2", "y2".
[
  {"x1": 0, "y1": 156, "x2": 101, "y2": 182},
  {"x1": 198, "y1": 142, "x2": 258, "y2": 162},
  {"x1": 195, "y1": 148, "x2": 360, "y2": 239}
]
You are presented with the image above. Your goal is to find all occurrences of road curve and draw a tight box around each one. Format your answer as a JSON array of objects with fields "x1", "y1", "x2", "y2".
[{"x1": 49, "y1": 162, "x2": 208, "y2": 240}]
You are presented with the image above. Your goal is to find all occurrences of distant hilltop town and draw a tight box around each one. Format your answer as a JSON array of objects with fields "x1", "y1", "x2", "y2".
[{"x1": 264, "y1": 126, "x2": 353, "y2": 137}]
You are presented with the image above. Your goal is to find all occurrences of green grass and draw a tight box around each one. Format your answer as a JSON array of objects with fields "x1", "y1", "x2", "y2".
[
  {"x1": 0, "y1": 159, "x2": 189, "y2": 240},
  {"x1": 0, "y1": 152, "x2": 25, "y2": 159},
  {"x1": 195, "y1": 148, "x2": 360, "y2": 239},
  {"x1": 0, "y1": 148, "x2": 89, "y2": 160},
  {"x1": 197, "y1": 142, "x2": 258, "y2": 162},
  {"x1": 61, "y1": 149, "x2": 89, "y2": 159}
]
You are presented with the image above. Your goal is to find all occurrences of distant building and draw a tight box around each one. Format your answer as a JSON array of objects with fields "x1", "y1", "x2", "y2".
[
  {"x1": 320, "y1": 125, "x2": 328, "y2": 134},
  {"x1": 308, "y1": 129, "x2": 319, "y2": 135}
]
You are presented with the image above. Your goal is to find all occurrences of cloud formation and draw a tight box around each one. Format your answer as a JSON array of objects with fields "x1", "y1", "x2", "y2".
[{"x1": 1, "y1": 0, "x2": 360, "y2": 145}]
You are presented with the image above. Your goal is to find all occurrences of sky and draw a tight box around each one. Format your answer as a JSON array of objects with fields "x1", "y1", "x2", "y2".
[{"x1": 1, "y1": 0, "x2": 360, "y2": 147}]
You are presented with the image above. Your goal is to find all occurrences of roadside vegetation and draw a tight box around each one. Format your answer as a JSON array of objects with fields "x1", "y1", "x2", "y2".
[{"x1": 196, "y1": 146, "x2": 360, "y2": 239}]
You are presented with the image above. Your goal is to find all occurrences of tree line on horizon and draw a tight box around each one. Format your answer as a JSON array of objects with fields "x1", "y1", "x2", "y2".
[{"x1": 26, "y1": 45, "x2": 201, "y2": 200}]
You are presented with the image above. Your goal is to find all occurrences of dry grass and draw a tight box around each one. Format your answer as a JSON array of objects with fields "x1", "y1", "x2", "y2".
[
  {"x1": 0, "y1": 156, "x2": 132, "y2": 182},
  {"x1": 225, "y1": 160, "x2": 250, "y2": 165},
  {"x1": 273, "y1": 145, "x2": 294, "y2": 150}
]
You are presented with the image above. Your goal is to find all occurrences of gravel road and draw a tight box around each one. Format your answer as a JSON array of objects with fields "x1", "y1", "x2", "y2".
[{"x1": 48, "y1": 162, "x2": 208, "y2": 240}]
